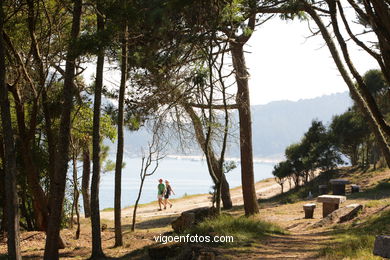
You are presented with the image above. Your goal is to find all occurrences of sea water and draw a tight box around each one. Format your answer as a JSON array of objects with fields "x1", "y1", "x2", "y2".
[{"x1": 77, "y1": 157, "x2": 275, "y2": 210}]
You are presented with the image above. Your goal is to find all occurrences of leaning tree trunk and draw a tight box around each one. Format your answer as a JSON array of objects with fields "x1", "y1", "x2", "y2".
[
  {"x1": 114, "y1": 16, "x2": 128, "y2": 248},
  {"x1": 328, "y1": 2, "x2": 390, "y2": 166},
  {"x1": 43, "y1": 0, "x2": 82, "y2": 259},
  {"x1": 90, "y1": 1, "x2": 105, "y2": 257},
  {"x1": 0, "y1": 2, "x2": 21, "y2": 257},
  {"x1": 305, "y1": 5, "x2": 390, "y2": 168},
  {"x1": 81, "y1": 146, "x2": 91, "y2": 218},
  {"x1": 230, "y1": 42, "x2": 259, "y2": 216},
  {"x1": 183, "y1": 105, "x2": 233, "y2": 209}
]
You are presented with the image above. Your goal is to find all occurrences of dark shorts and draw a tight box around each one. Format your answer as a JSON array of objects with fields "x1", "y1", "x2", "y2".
[{"x1": 164, "y1": 193, "x2": 170, "y2": 199}]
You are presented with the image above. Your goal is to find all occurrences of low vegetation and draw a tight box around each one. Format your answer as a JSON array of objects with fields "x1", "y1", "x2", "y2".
[
  {"x1": 187, "y1": 214, "x2": 285, "y2": 247},
  {"x1": 321, "y1": 205, "x2": 390, "y2": 260}
]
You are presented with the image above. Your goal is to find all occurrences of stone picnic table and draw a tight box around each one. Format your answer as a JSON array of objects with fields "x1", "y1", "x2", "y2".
[
  {"x1": 317, "y1": 195, "x2": 346, "y2": 217},
  {"x1": 329, "y1": 179, "x2": 350, "y2": 195}
]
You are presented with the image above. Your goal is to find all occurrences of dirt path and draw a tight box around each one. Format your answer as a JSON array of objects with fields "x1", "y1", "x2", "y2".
[
  {"x1": 218, "y1": 202, "x2": 334, "y2": 259},
  {"x1": 243, "y1": 231, "x2": 332, "y2": 259},
  {"x1": 98, "y1": 175, "x2": 333, "y2": 259},
  {"x1": 100, "y1": 178, "x2": 284, "y2": 221}
]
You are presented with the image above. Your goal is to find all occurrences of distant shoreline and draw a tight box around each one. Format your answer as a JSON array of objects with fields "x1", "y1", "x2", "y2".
[{"x1": 165, "y1": 154, "x2": 282, "y2": 164}]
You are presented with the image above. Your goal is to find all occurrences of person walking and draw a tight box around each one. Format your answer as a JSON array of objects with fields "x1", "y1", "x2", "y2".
[
  {"x1": 157, "y1": 179, "x2": 165, "y2": 211},
  {"x1": 164, "y1": 180, "x2": 175, "y2": 209}
]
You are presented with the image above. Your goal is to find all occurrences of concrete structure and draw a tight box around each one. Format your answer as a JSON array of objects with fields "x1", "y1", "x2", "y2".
[
  {"x1": 373, "y1": 235, "x2": 390, "y2": 258},
  {"x1": 329, "y1": 179, "x2": 350, "y2": 195},
  {"x1": 351, "y1": 184, "x2": 360, "y2": 193},
  {"x1": 317, "y1": 195, "x2": 346, "y2": 217},
  {"x1": 303, "y1": 203, "x2": 316, "y2": 219}
]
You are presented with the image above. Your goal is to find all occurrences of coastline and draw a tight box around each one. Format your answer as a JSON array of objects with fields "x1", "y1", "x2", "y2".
[{"x1": 165, "y1": 154, "x2": 282, "y2": 164}]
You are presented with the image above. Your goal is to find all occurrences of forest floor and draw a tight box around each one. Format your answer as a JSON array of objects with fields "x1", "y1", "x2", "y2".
[{"x1": 1, "y1": 167, "x2": 389, "y2": 259}]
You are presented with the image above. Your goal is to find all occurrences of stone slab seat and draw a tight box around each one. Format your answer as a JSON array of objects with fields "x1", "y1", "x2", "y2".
[
  {"x1": 329, "y1": 179, "x2": 351, "y2": 185},
  {"x1": 317, "y1": 195, "x2": 347, "y2": 217},
  {"x1": 317, "y1": 195, "x2": 347, "y2": 204}
]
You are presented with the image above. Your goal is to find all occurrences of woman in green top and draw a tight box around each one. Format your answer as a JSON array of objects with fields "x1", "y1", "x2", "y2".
[{"x1": 157, "y1": 179, "x2": 165, "y2": 211}]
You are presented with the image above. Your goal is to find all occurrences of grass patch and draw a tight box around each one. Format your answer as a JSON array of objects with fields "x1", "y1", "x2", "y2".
[
  {"x1": 320, "y1": 207, "x2": 390, "y2": 259},
  {"x1": 186, "y1": 214, "x2": 285, "y2": 247},
  {"x1": 102, "y1": 207, "x2": 114, "y2": 212},
  {"x1": 321, "y1": 234, "x2": 380, "y2": 260},
  {"x1": 365, "y1": 199, "x2": 390, "y2": 208},
  {"x1": 349, "y1": 181, "x2": 390, "y2": 201}
]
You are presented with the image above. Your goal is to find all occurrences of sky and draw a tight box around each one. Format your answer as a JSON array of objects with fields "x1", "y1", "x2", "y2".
[{"x1": 245, "y1": 18, "x2": 379, "y2": 105}]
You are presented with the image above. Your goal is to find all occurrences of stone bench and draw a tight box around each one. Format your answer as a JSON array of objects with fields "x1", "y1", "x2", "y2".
[
  {"x1": 317, "y1": 195, "x2": 346, "y2": 217},
  {"x1": 329, "y1": 179, "x2": 350, "y2": 195},
  {"x1": 303, "y1": 203, "x2": 316, "y2": 219}
]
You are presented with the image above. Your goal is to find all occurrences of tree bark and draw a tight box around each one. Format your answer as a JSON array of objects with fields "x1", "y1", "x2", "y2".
[
  {"x1": 0, "y1": 141, "x2": 5, "y2": 232},
  {"x1": 90, "y1": 0, "x2": 105, "y2": 257},
  {"x1": 44, "y1": 0, "x2": 82, "y2": 258},
  {"x1": 0, "y1": 168, "x2": 5, "y2": 232},
  {"x1": 8, "y1": 86, "x2": 49, "y2": 231},
  {"x1": 220, "y1": 173, "x2": 232, "y2": 209},
  {"x1": 0, "y1": 1, "x2": 21, "y2": 257},
  {"x1": 230, "y1": 42, "x2": 259, "y2": 216},
  {"x1": 114, "y1": 15, "x2": 128, "y2": 248},
  {"x1": 81, "y1": 146, "x2": 91, "y2": 218}
]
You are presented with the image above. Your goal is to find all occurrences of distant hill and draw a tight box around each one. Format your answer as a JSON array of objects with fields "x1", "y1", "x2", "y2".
[
  {"x1": 105, "y1": 92, "x2": 352, "y2": 159},
  {"x1": 250, "y1": 92, "x2": 352, "y2": 159}
]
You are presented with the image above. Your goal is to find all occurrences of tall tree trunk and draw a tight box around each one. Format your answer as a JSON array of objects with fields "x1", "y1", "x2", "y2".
[
  {"x1": 114, "y1": 16, "x2": 128, "y2": 248},
  {"x1": 43, "y1": 0, "x2": 82, "y2": 259},
  {"x1": 9, "y1": 88, "x2": 49, "y2": 231},
  {"x1": 20, "y1": 187, "x2": 34, "y2": 231},
  {"x1": 230, "y1": 42, "x2": 259, "y2": 216},
  {"x1": 90, "y1": 1, "x2": 105, "y2": 257},
  {"x1": 0, "y1": 2, "x2": 21, "y2": 257},
  {"x1": 0, "y1": 168, "x2": 5, "y2": 232},
  {"x1": 21, "y1": 145, "x2": 48, "y2": 231},
  {"x1": 0, "y1": 141, "x2": 5, "y2": 232},
  {"x1": 81, "y1": 146, "x2": 91, "y2": 218}
]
